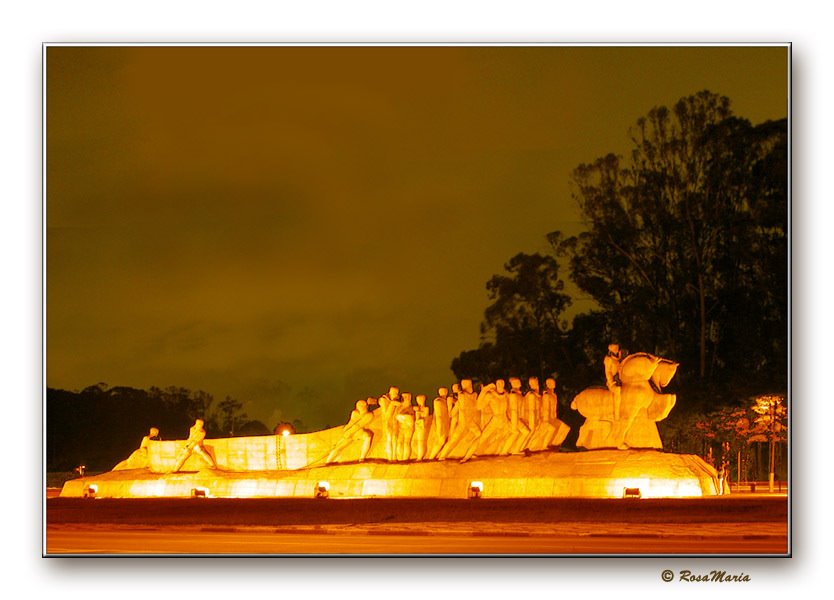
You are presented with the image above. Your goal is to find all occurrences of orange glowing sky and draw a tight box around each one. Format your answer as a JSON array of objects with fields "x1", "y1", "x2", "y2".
[{"x1": 46, "y1": 45, "x2": 788, "y2": 429}]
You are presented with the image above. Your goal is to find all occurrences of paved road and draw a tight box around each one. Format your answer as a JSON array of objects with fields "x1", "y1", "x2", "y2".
[
  {"x1": 44, "y1": 495, "x2": 788, "y2": 556},
  {"x1": 45, "y1": 525, "x2": 787, "y2": 555}
]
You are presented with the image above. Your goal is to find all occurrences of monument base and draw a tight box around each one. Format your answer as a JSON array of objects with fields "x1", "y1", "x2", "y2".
[{"x1": 59, "y1": 450, "x2": 720, "y2": 499}]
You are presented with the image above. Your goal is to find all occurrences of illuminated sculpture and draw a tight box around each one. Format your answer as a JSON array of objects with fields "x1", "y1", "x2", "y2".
[
  {"x1": 604, "y1": 343, "x2": 622, "y2": 420},
  {"x1": 500, "y1": 377, "x2": 530, "y2": 455},
  {"x1": 69, "y1": 351, "x2": 724, "y2": 499},
  {"x1": 427, "y1": 387, "x2": 451, "y2": 459},
  {"x1": 378, "y1": 386, "x2": 401, "y2": 461},
  {"x1": 571, "y1": 352, "x2": 678, "y2": 449},
  {"x1": 413, "y1": 394, "x2": 430, "y2": 461},
  {"x1": 438, "y1": 379, "x2": 480, "y2": 461},
  {"x1": 113, "y1": 427, "x2": 160, "y2": 470},
  {"x1": 463, "y1": 379, "x2": 511, "y2": 461},
  {"x1": 171, "y1": 419, "x2": 217, "y2": 472},
  {"x1": 326, "y1": 399, "x2": 374, "y2": 463},
  {"x1": 532, "y1": 377, "x2": 570, "y2": 450},
  {"x1": 396, "y1": 393, "x2": 415, "y2": 461}
]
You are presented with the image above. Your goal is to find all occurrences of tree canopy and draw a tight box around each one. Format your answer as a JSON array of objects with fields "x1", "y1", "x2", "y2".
[{"x1": 453, "y1": 90, "x2": 787, "y2": 419}]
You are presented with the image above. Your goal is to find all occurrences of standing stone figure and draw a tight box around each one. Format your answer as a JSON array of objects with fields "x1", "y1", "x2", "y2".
[
  {"x1": 500, "y1": 377, "x2": 530, "y2": 455},
  {"x1": 396, "y1": 393, "x2": 415, "y2": 461},
  {"x1": 171, "y1": 419, "x2": 217, "y2": 472},
  {"x1": 438, "y1": 379, "x2": 481, "y2": 461},
  {"x1": 520, "y1": 377, "x2": 543, "y2": 451},
  {"x1": 448, "y1": 383, "x2": 461, "y2": 435},
  {"x1": 464, "y1": 378, "x2": 510, "y2": 461},
  {"x1": 326, "y1": 399, "x2": 374, "y2": 464},
  {"x1": 413, "y1": 394, "x2": 430, "y2": 461},
  {"x1": 605, "y1": 343, "x2": 623, "y2": 420},
  {"x1": 542, "y1": 377, "x2": 570, "y2": 448},
  {"x1": 378, "y1": 386, "x2": 402, "y2": 461},
  {"x1": 427, "y1": 387, "x2": 451, "y2": 460}
]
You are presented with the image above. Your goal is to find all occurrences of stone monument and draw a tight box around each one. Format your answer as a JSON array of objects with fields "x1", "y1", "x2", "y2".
[
  {"x1": 571, "y1": 351, "x2": 678, "y2": 450},
  {"x1": 60, "y1": 347, "x2": 721, "y2": 500}
]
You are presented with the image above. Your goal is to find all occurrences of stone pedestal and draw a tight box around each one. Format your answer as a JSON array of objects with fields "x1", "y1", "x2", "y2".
[{"x1": 60, "y1": 449, "x2": 720, "y2": 499}]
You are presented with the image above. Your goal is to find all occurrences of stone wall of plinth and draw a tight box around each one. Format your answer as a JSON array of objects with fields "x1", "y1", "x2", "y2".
[{"x1": 62, "y1": 450, "x2": 720, "y2": 499}]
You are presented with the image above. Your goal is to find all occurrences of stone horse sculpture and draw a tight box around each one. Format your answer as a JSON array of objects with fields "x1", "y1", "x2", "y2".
[{"x1": 571, "y1": 353, "x2": 678, "y2": 449}]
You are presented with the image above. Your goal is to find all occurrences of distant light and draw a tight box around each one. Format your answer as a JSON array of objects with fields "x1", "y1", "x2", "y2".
[
  {"x1": 468, "y1": 481, "x2": 483, "y2": 499},
  {"x1": 315, "y1": 481, "x2": 330, "y2": 499},
  {"x1": 623, "y1": 487, "x2": 642, "y2": 499},
  {"x1": 275, "y1": 422, "x2": 296, "y2": 437}
]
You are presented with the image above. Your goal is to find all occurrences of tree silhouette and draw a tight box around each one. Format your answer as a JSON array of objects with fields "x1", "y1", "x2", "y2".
[{"x1": 452, "y1": 252, "x2": 571, "y2": 383}]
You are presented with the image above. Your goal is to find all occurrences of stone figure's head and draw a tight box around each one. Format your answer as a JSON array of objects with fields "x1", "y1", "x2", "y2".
[
  {"x1": 388, "y1": 386, "x2": 400, "y2": 399},
  {"x1": 509, "y1": 377, "x2": 522, "y2": 390},
  {"x1": 195, "y1": 419, "x2": 204, "y2": 429},
  {"x1": 356, "y1": 399, "x2": 368, "y2": 413},
  {"x1": 528, "y1": 377, "x2": 539, "y2": 391},
  {"x1": 495, "y1": 379, "x2": 506, "y2": 392},
  {"x1": 608, "y1": 343, "x2": 620, "y2": 356},
  {"x1": 149, "y1": 427, "x2": 159, "y2": 438},
  {"x1": 461, "y1": 379, "x2": 473, "y2": 393},
  {"x1": 416, "y1": 394, "x2": 426, "y2": 406},
  {"x1": 546, "y1": 377, "x2": 556, "y2": 390},
  {"x1": 452, "y1": 383, "x2": 461, "y2": 394},
  {"x1": 402, "y1": 392, "x2": 412, "y2": 404},
  {"x1": 438, "y1": 387, "x2": 448, "y2": 397}
]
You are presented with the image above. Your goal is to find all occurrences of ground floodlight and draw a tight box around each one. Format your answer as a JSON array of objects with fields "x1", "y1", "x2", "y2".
[
  {"x1": 191, "y1": 487, "x2": 208, "y2": 498},
  {"x1": 623, "y1": 487, "x2": 642, "y2": 499},
  {"x1": 468, "y1": 481, "x2": 483, "y2": 499},
  {"x1": 315, "y1": 481, "x2": 330, "y2": 499}
]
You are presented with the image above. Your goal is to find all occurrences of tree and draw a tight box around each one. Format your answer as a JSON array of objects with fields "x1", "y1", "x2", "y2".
[
  {"x1": 213, "y1": 395, "x2": 248, "y2": 436},
  {"x1": 451, "y1": 252, "x2": 572, "y2": 383},
  {"x1": 750, "y1": 394, "x2": 787, "y2": 491},
  {"x1": 552, "y1": 90, "x2": 787, "y2": 404}
]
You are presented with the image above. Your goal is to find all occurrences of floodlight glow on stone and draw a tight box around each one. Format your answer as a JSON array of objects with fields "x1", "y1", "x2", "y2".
[{"x1": 59, "y1": 350, "x2": 727, "y2": 499}]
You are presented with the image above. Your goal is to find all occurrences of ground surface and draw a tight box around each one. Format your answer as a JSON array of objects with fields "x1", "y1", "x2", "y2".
[{"x1": 45, "y1": 494, "x2": 788, "y2": 556}]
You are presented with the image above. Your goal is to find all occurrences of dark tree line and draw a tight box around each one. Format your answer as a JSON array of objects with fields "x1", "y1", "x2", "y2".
[
  {"x1": 452, "y1": 91, "x2": 788, "y2": 444},
  {"x1": 46, "y1": 383, "x2": 267, "y2": 471}
]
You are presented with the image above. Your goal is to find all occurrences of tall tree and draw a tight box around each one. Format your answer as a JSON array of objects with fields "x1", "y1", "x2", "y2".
[{"x1": 552, "y1": 90, "x2": 787, "y2": 400}]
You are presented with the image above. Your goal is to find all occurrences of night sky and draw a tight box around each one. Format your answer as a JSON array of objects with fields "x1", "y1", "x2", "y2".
[{"x1": 46, "y1": 45, "x2": 788, "y2": 430}]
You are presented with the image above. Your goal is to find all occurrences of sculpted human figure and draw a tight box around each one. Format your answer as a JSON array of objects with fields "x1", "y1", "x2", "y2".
[
  {"x1": 448, "y1": 383, "x2": 461, "y2": 434},
  {"x1": 572, "y1": 351, "x2": 679, "y2": 450},
  {"x1": 171, "y1": 419, "x2": 217, "y2": 472},
  {"x1": 605, "y1": 344, "x2": 623, "y2": 420},
  {"x1": 427, "y1": 387, "x2": 451, "y2": 459},
  {"x1": 326, "y1": 399, "x2": 374, "y2": 463},
  {"x1": 543, "y1": 378, "x2": 558, "y2": 425},
  {"x1": 438, "y1": 379, "x2": 481, "y2": 461},
  {"x1": 413, "y1": 394, "x2": 430, "y2": 461},
  {"x1": 379, "y1": 386, "x2": 402, "y2": 461},
  {"x1": 396, "y1": 393, "x2": 415, "y2": 461},
  {"x1": 520, "y1": 377, "x2": 542, "y2": 452},
  {"x1": 113, "y1": 427, "x2": 160, "y2": 470},
  {"x1": 500, "y1": 377, "x2": 530, "y2": 455},
  {"x1": 463, "y1": 378, "x2": 510, "y2": 462}
]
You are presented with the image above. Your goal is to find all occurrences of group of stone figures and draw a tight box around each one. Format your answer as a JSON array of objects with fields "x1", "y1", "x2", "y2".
[
  {"x1": 322, "y1": 375, "x2": 570, "y2": 465},
  {"x1": 323, "y1": 345, "x2": 680, "y2": 465}
]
